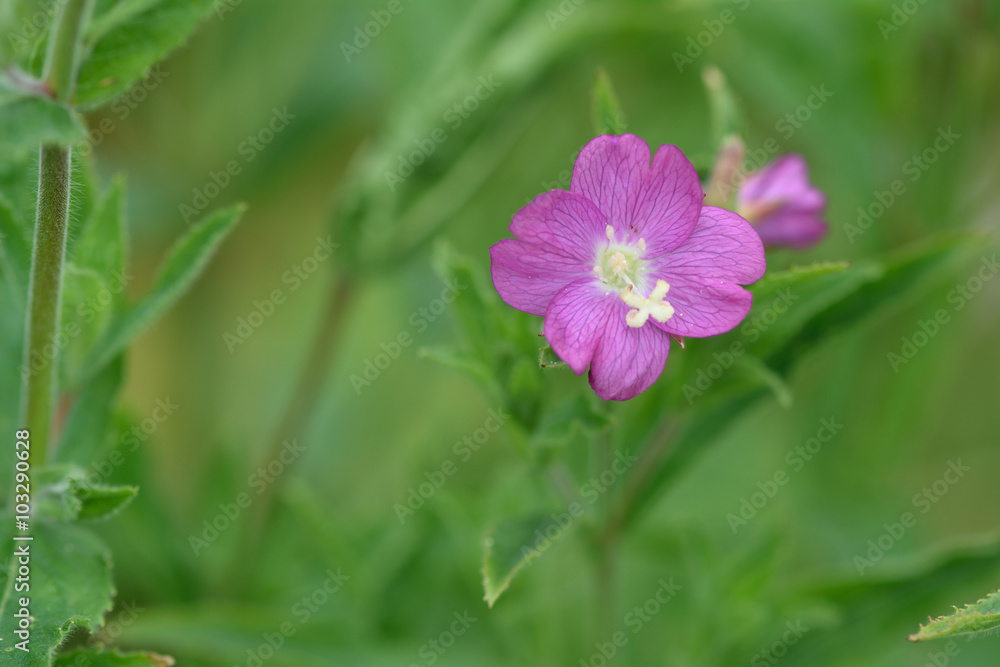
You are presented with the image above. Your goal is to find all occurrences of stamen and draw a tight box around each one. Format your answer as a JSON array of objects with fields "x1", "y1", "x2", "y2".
[
  {"x1": 605, "y1": 225, "x2": 614, "y2": 241},
  {"x1": 621, "y1": 280, "x2": 674, "y2": 328},
  {"x1": 637, "y1": 238, "x2": 646, "y2": 253}
]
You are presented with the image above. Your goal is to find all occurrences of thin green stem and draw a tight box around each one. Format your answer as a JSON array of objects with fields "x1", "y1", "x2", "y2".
[
  {"x1": 21, "y1": 145, "x2": 71, "y2": 467},
  {"x1": 43, "y1": 0, "x2": 93, "y2": 102},
  {"x1": 19, "y1": 0, "x2": 92, "y2": 466}
]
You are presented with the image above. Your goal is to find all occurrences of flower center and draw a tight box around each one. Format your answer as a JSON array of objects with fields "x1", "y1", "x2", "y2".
[{"x1": 592, "y1": 225, "x2": 674, "y2": 329}]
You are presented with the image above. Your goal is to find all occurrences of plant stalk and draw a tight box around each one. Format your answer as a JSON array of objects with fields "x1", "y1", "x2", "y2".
[{"x1": 19, "y1": 0, "x2": 92, "y2": 466}]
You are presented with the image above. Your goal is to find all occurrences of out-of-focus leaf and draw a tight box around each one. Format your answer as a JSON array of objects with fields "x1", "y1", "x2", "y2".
[
  {"x1": 75, "y1": 204, "x2": 244, "y2": 383},
  {"x1": 54, "y1": 648, "x2": 175, "y2": 666},
  {"x1": 418, "y1": 346, "x2": 501, "y2": 400},
  {"x1": 702, "y1": 65, "x2": 743, "y2": 150},
  {"x1": 56, "y1": 355, "x2": 125, "y2": 465},
  {"x1": 61, "y1": 178, "x2": 128, "y2": 380},
  {"x1": 909, "y1": 589, "x2": 1000, "y2": 642},
  {"x1": 0, "y1": 523, "x2": 114, "y2": 666},
  {"x1": 532, "y1": 393, "x2": 612, "y2": 448},
  {"x1": 69, "y1": 479, "x2": 138, "y2": 522},
  {"x1": 0, "y1": 194, "x2": 30, "y2": 309},
  {"x1": 591, "y1": 68, "x2": 626, "y2": 135},
  {"x1": 75, "y1": 0, "x2": 219, "y2": 110},
  {"x1": 482, "y1": 514, "x2": 566, "y2": 608},
  {"x1": 0, "y1": 94, "x2": 85, "y2": 151}
]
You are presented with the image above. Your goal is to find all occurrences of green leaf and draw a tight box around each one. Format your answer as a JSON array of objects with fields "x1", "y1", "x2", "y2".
[
  {"x1": 69, "y1": 479, "x2": 139, "y2": 522},
  {"x1": 68, "y1": 175, "x2": 127, "y2": 279},
  {"x1": 591, "y1": 68, "x2": 627, "y2": 135},
  {"x1": 0, "y1": 194, "x2": 30, "y2": 309},
  {"x1": 75, "y1": 204, "x2": 244, "y2": 383},
  {"x1": 532, "y1": 393, "x2": 613, "y2": 448},
  {"x1": 55, "y1": 649, "x2": 175, "y2": 667},
  {"x1": 60, "y1": 178, "x2": 129, "y2": 380},
  {"x1": 56, "y1": 355, "x2": 125, "y2": 464},
  {"x1": 910, "y1": 589, "x2": 1000, "y2": 642},
  {"x1": 32, "y1": 467, "x2": 137, "y2": 523},
  {"x1": 0, "y1": 523, "x2": 115, "y2": 666},
  {"x1": 482, "y1": 515, "x2": 561, "y2": 608},
  {"x1": 76, "y1": 0, "x2": 220, "y2": 110},
  {"x1": 538, "y1": 345, "x2": 567, "y2": 370},
  {"x1": 418, "y1": 345, "x2": 501, "y2": 400},
  {"x1": 701, "y1": 65, "x2": 744, "y2": 149},
  {"x1": 0, "y1": 93, "x2": 85, "y2": 152}
]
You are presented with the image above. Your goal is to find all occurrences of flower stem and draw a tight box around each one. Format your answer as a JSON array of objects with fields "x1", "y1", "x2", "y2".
[
  {"x1": 19, "y1": 0, "x2": 92, "y2": 466},
  {"x1": 43, "y1": 0, "x2": 92, "y2": 102}
]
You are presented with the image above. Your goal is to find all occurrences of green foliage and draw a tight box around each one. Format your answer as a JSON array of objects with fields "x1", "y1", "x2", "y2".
[
  {"x1": 591, "y1": 68, "x2": 627, "y2": 135},
  {"x1": 0, "y1": 523, "x2": 114, "y2": 666},
  {"x1": 77, "y1": 0, "x2": 220, "y2": 110},
  {"x1": 74, "y1": 204, "x2": 244, "y2": 384},
  {"x1": 910, "y1": 589, "x2": 1000, "y2": 642},
  {"x1": 53, "y1": 649, "x2": 174, "y2": 667}
]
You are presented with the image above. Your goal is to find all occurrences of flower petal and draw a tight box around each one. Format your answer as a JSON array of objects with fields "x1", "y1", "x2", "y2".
[
  {"x1": 650, "y1": 206, "x2": 765, "y2": 285},
  {"x1": 543, "y1": 278, "x2": 619, "y2": 375},
  {"x1": 588, "y1": 304, "x2": 672, "y2": 401},
  {"x1": 754, "y1": 211, "x2": 829, "y2": 248},
  {"x1": 738, "y1": 154, "x2": 825, "y2": 212},
  {"x1": 571, "y1": 135, "x2": 702, "y2": 256},
  {"x1": 510, "y1": 190, "x2": 609, "y2": 262},
  {"x1": 490, "y1": 239, "x2": 590, "y2": 316}
]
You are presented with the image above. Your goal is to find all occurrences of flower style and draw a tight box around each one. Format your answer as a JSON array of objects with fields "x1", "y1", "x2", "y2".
[
  {"x1": 490, "y1": 134, "x2": 766, "y2": 401},
  {"x1": 737, "y1": 154, "x2": 828, "y2": 249}
]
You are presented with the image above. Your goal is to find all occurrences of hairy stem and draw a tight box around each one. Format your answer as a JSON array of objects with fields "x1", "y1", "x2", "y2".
[
  {"x1": 20, "y1": 146, "x2": 71, "y2": 466},
  {"x1": 20, "y1": 0, "x2": 93, "y2": 465}
]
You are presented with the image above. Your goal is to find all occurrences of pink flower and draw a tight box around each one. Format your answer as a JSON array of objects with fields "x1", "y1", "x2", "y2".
[
  {"x1": 737, "y1": 155, "x2": 828, "y2": 249},
  {"x1": 490, "y1": 134, "x2": 766, "y2": 401}
]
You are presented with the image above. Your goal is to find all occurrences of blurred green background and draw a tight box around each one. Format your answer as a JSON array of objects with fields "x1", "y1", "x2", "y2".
[{"x1": 43, "y1": 0, "x2": 1000, "y2": 664}]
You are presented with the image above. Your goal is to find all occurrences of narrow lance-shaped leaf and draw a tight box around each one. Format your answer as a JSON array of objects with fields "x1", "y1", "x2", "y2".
[
  {"x1": 591, "y1": 68, "x2": 627, "y2": 135},
  {"x1": 483, "y1": 515, "x2": 566, "y2": 608},
  {"x1": 909, "y1": 589, "x2": 1000, "y2": 642},
  {"x1": 75, "y1": 0, "x2": 220, "y2": 110},
  {"x1": 75, "y1": 204, "x2": 244, "y2": 384}
]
